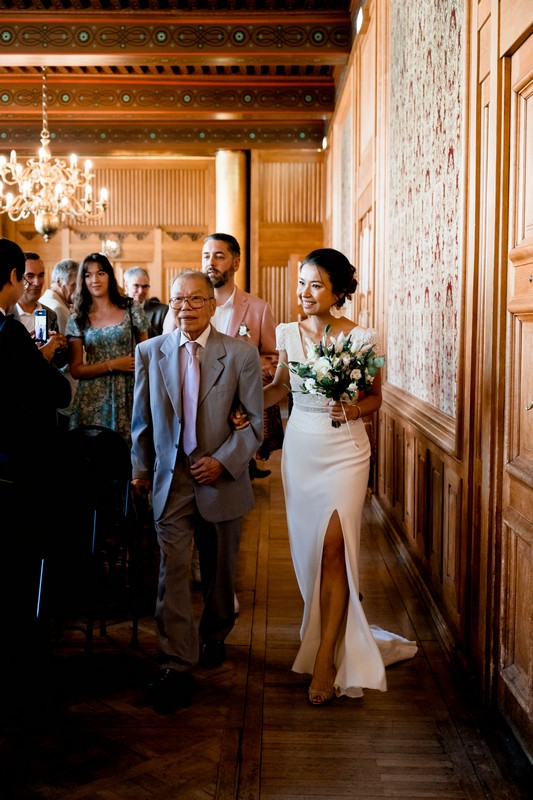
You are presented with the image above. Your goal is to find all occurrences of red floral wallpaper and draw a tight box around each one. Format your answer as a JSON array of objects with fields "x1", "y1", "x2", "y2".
[{"x1": 387, "y1": 0, "x2": 463, "y2": 417}]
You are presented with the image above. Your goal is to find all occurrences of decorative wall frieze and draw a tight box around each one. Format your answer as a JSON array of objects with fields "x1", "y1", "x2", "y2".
[
  {"x1": 0, "y1": 0, "x2": 350, "y2": 10},
  {"x1": 0, "y1": 84, "x2": 334, "y2": 117},
  {"x1": 72, "y1": 229, "x2": 151, "y2": 241},
  {"x1": 165, "y1": 231, "x2": 205, "y2": 241},
  {"x1": 0, "y1": 122, "x2": 324, "y2": 154}
]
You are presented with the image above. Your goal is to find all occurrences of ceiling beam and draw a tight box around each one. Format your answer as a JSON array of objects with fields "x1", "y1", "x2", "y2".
[
  {"x1": 0, "y1": 121, "x2": 326, "y2": 156},
  {"x1": 0, "y1": 12, "x2": 351, "y2": 67}
]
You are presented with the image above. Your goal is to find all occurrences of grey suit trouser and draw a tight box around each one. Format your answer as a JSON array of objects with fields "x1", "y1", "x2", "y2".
[{"x1": 154, "y1": 454, "x2": 242, "y2": 671}]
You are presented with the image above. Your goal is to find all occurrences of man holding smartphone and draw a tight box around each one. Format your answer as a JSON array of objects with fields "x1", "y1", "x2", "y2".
[{"x1": 11, "y1": 251, "x2": 67, "y2": 362}]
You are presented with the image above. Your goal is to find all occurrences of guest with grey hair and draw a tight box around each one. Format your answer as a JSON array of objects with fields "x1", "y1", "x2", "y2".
[
  {"x1": 123, "y1": 265, "x2": 168, "y2": 338},
  {"x1": 40, "y1": 258, "x2": 78, "y2": 333},
  {"x1": 40, "y1": 257, "x2": 79, "y2": 427}
]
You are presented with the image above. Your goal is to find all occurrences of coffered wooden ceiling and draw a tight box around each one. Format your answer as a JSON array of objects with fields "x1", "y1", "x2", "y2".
[{"x1": 0, "y1": 0, "x2": 354, "y2": 157}]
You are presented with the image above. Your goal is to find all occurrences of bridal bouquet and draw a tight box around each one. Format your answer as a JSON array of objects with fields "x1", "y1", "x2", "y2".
[{"x1": 285, "y1": 324, "x2": 385, "y2": 427}]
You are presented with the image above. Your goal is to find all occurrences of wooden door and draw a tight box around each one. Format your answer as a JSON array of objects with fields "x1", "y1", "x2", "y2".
[{"x1": 500, "y1": 30, "x2": 533, "y2": 756}]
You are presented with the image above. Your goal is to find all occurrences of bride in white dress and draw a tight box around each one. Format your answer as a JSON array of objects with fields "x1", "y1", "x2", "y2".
[{"x1": 264, "y1": 248, "x2": 417, "y2": 705}]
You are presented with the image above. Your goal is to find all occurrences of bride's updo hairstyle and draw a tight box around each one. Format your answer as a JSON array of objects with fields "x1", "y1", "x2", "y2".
[{"x1": 300, "y1": 248, "x2": 357, "y2": 308}]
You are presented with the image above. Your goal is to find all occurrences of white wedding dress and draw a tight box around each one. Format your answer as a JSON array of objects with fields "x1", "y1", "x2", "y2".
[{"x1": 277, "y1": 322, "x2": 417, "y2": 698}]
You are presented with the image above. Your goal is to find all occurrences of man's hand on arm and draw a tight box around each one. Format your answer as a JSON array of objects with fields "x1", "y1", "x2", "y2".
[
  {"x1": 229, "y1": 407, "x2": 250, "y2": 430},
  {"x1": 190, "y1": 456, "x2": 224, "y2": 485}
]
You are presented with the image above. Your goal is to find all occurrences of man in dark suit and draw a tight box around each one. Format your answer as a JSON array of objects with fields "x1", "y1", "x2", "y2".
[
  {"x1": 0, "y1": 237, "x2": 71, "y2": 722},
  {"x1": 123, "y1": 265, "x2": 168, "y2": 337},
  {"x1": 131, "y1": 270, "x2": 263, "y2": 713}
]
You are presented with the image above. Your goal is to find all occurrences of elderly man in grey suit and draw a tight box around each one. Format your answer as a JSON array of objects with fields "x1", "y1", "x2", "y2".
[{"x1": 131, "y1": 270, "x2": 263, "y2": 713}]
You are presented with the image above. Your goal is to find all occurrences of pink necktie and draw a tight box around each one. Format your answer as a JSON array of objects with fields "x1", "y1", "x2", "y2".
[{"x1": 182, "y1": 340, "x2": 200, "y2": 455}]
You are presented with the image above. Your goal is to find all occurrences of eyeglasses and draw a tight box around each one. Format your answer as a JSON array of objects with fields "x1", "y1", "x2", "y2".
[
  {"x1": 23, "y1": 275, "x2": 38, "y2": 288},
  {"x1": 169, "y1": 295, "x2": 211, "y2": 309},
  {"x1": 131, "y1": 283, "x2": 150, "y2": 290}
]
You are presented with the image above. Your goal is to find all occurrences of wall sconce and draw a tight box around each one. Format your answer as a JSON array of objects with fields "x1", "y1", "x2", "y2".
[{"x1": 102, "y1": 237, "x2": 121, "y2": 259}]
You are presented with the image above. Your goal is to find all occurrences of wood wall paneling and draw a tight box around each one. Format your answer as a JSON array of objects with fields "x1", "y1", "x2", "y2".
[
  {"x1": 478, "y1": 15, "x2": 491, "y2": 83},
  {"x1": 467, "y1": 73, "x2": 491, "y2": 680},
  {"x1": 404, "y1": 430, "x2": 416, "y2": 542},
  {"x1": 500, "y1": 513, "x2": 533, "y2": 757},
  {"x1": 384, "y1": 409, "x2": 395, "y2": 506},
  {"x1": 357, "y1": 208, "x2": 375, "y2": 326},
  {"x1": 499, "y1": 0, "x2": 533, "y2": 56},
  {"x1": 377, "y1": 406, "x2": 386, "y2": 499},
  {"x1": 358, "y1": 12, "x2": 376, "y2": 162},
  {"x1": 378, "y1": 395, "x2": 467, "y2": 639},
  {"x1": 443, "y1": 467, "x2": 464, "y2": 626},
  {"x1": 393, "y1": 421, "x2": 404, "y2": 517},
  {"x1": 429, "y1": 452, "x2": 444, "y2": 583},
  {"x1": 500, "y1": 26, "x2": 533, "y2": 755},
  {"x1": 251, "y1": 151, "x2": 324, "y2": 323},
  {"x1": 416, "y1": 441, "x2": 428, "y2": 562},
  {"x1": 90, "y1": 159, "x2": 215, "y2": 229}
]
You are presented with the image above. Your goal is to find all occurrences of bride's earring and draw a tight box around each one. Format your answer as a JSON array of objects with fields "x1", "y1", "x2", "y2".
[{"x1": 329, "y1": 304, "x2": 343, "y2": 319}]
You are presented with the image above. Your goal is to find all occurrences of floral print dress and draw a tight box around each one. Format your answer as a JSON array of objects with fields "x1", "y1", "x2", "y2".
[{"x1": 66, "y1": 304, "x2": 149, "y2": 445}]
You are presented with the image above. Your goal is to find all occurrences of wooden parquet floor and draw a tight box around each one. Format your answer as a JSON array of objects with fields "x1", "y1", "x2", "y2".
[{"x1": 1, "y1": 445, "x2": 532, "y2": 799}]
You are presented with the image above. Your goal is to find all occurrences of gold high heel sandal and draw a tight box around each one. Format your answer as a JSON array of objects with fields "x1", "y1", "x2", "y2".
[{"x1": 308, "y1": 685, "x2": 336, "y2": 706}]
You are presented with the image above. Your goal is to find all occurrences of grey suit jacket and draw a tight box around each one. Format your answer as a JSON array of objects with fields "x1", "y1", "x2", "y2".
[{"x1": 131, "y1": 325, "x2": 264, "y2": 522}]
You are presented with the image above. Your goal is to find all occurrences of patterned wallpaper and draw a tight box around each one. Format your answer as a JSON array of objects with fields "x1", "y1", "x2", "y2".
[
  {"x1": 339, "y1": 112, "x2": 353, "y2": 258},
  {"x1": 387, "y1": 0, "x2": 463, "y2": 417}
]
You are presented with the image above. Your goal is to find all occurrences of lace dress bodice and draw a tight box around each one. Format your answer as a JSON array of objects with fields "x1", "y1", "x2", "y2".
[{"x1": 276, "y1": 321, "x2": 379, "y2": 412}]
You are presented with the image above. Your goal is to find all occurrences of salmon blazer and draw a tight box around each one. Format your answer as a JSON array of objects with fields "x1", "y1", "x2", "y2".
[{"x1": 226, "y1": 286, "x2": 278, "y2": 375}]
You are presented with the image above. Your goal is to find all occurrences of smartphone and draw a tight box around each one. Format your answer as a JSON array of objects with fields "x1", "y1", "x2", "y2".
[{"x1": 34, "y1": 309, "x2": 48, "y2": 344}]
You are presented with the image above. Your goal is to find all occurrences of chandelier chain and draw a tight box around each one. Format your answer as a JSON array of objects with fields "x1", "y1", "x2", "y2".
[{"x1": 41, "y1": 67, "x2": 49, "y2": 143}]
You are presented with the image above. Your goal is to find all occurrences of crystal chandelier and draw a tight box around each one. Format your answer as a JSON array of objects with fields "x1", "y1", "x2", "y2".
[{"x1": 0, "y1": 67, "x2": 108, "y2": 242}]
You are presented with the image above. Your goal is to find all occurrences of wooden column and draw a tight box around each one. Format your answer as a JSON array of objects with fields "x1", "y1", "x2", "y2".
[{"x1": 215, "y1": 150, "x2": 248, "y2": 290}]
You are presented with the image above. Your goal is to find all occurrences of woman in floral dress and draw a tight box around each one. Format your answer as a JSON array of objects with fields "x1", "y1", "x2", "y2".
[{"x1": 66, "y1": 252, "x2": 150, "y2": 445}]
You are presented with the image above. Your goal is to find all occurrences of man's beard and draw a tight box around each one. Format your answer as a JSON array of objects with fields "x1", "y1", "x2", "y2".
[{"x1": 207, "y1": 267, "x2": 234, "y2": 288}]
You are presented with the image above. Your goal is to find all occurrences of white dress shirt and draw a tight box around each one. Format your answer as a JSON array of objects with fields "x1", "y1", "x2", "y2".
[{"x1": 212, "y1": 288, "x2": 235, "y2": 334}]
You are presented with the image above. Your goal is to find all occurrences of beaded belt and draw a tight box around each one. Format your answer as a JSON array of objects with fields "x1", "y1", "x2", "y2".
[{"x1": 292, "y1": 402, "x2": 330, "y2": 413}]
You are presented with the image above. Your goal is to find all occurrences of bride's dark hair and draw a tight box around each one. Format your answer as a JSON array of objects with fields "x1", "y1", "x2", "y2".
[{"x1": 300, "y1": 248, "x2": 357, "y2": 308}]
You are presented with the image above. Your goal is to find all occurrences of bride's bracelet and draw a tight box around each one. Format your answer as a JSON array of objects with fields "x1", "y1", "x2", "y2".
[{"x1": 353, "y1": 405, "x2": 361, "y2": 421}]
